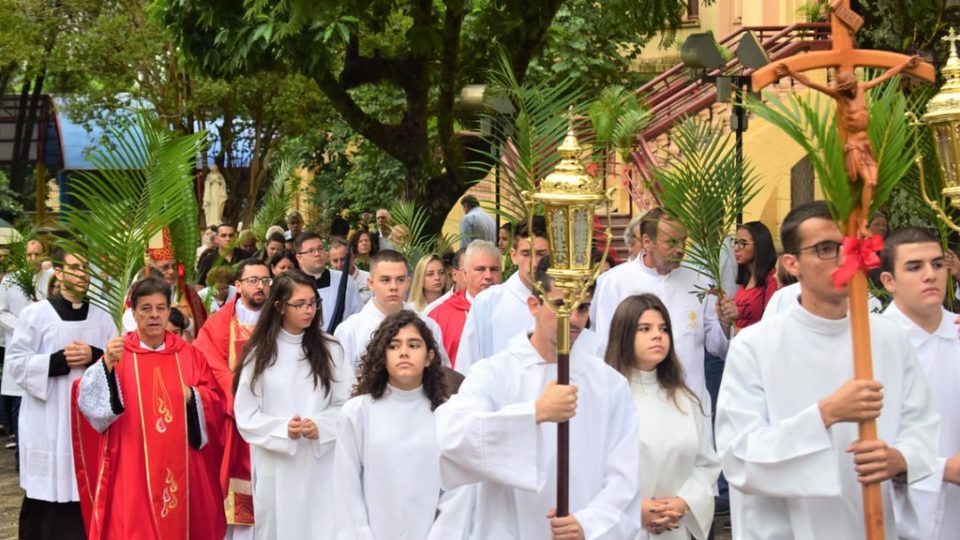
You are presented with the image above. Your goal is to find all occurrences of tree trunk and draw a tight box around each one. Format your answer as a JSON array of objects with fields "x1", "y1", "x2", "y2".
[
  {"x1": 10, "y1": 71, "x2": 48, "y2": 206},
  {"x1": 9, "y1": 79, "x2": 31, "y2": 195}
]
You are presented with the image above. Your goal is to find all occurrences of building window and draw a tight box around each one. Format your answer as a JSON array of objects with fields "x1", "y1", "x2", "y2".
[{"x1": 687, "y1": 0, "x2": 699, "y2": 20}]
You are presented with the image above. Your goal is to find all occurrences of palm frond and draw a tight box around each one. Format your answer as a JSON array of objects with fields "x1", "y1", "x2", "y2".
[
  {"x1": 748, "y1": 75, "x2": 916, "y2": 225},
  {"x1": 653, "y1": 117, "x2": 761, "y2": 297},
  {"x1": 467, "y1": 49, "x2": 588, "y2": 226},
  {"x1": 58, "y1": 111, "x2": 206, "y2": 331},
  {"x1": 388, "y1": 200, "x2": 448, "y2": 268},
  {"x1": 252, "y1": 157, "x2": 297, "y2": 243}
]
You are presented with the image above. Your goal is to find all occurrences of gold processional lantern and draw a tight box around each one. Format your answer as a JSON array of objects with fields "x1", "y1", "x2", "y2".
[
  {"x1": 919, "y1": 28, "x2": 960, "y2": 229},
  {"x1": 523, "y1": 110, "x2": 615, "y2": 518}
]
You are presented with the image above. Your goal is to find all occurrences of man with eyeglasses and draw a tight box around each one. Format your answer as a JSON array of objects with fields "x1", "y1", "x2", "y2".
[
  {"x1": 715, "y1": 201, "x2": 939, "y2": 539},
  {"x1": 328, "y1": 239, "x2": 372, "y2": 305},
  {"x1": 763, "y1": 237, "x2": 882, "y2": 320},
  {"x1": 294, "y1": 231, "x2": 362, "y2": 333},
  {"x1": 592, "y1": 207, "x2": 737, "y2": 418},
  {"x1": 193, "y1": 258, "x2": 272, "y2": 538},
  {"x1": 6, "y1": 245, "x2": 116, "y2": 539}
]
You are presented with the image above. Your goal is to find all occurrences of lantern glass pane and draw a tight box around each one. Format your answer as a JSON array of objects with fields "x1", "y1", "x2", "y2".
[
  {"x1": 937, "y1": 124, "x2": 957, "y2": 186},
  {"x1": 550, "y1": 208, "x2": 569, "y2": 266},
  {"x1": 573, "y1": 208, "x2": 590, "y2": 267}
]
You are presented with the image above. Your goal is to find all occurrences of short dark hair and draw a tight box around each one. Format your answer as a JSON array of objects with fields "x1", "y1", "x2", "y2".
[
  {"x1": 513, "y1": 216, "x2": 548, "y2": 248},
  {"x1": 266, "y1": 232, "x2": 286, "y2": 245},
  {"x1": 639, "y1": 208, "x2": 670, "y2": 242},
  {"x1": 330, "y1": 217, "x2": 350, "y2": 238},
  {"x1": 216, "y1": 223, "x2": 235, "y2": 234},
  {"x1": 781, "y1": 201, "x2": 833, "y2": 254},
  {"x1": 294, "y1": 231, "x2": 323, "y2": 253},
  {"x1": 50, "y1": 246, "x2": 67, "y2": 269},
  {"x1": 461, "y1": 194, "x2": 480, "y2": 209},
  {"x1": 236, "y1": 258, "x2": 269, "y2": 280},
  {"x1": 450, "y1": 248, "x2": 466, "y2": 270},
  {"x1": 370, "y1": 249, "x2": 408, "y2": 274},
  {"x1": 881, "y1": 227, "x2": 941, "y2": 274},
  {"x1": 167, "y1": 307, "x2": 187, "y2": 333},
  {"x1": 130, "y1": 276, "x2": 171, "y2": 308}
]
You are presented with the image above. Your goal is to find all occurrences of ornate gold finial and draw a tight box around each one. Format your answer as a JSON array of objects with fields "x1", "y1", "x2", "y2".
[
  {"x1": 924, "y1": 28, "x2": 960, "y2": 119},
  {"x1": 540, "y1": 108, "x2": 599, "y2": 194}
]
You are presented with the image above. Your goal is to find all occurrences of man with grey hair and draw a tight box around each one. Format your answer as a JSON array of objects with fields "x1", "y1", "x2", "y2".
[
  {"x1": 624, "y1": 213, "x2": 644, "y2": 262},
  {"x1": 328, "y1": 238, "x2": 372, "y2": 304},
  {"x1": 429, "y1": 240, "x2": 502, "y2": 369}
]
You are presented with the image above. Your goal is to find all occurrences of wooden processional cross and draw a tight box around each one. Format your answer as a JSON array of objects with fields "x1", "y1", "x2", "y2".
[{"x1": 750, "y1": 1, "x2": 935, "y2": 538}]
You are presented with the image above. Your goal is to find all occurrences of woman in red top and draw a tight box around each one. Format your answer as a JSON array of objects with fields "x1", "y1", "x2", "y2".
[{"x1": 732, "y1": 221, "x2": 779, "y2": 329}]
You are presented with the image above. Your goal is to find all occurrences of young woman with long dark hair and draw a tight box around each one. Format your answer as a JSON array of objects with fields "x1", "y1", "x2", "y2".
[
  {"x1": 605, "y1": 293, "x2": 720, "y2": 539},
  {"x1": 233, "y1": 271, "x2": 351, "y2": 540},
  {"x1": 334, "y1": 311, "x2": 449, "y2": 538},
  {"x1": 733, "y1": 221, "x2": 779, "y2": 329}
]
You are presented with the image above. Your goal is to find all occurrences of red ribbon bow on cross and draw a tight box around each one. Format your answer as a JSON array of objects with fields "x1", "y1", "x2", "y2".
[{"x1": 831, "y1": 234, "x2": 884, "y2": 288}]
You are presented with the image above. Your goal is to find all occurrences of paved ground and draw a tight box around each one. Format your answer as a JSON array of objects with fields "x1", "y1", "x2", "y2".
[
  {"x1": 0, "y1": 436, "x2": 731, "y2": 540},
  {"x1": 0, "y1": 440, "x2": 18, "y2": 540}
]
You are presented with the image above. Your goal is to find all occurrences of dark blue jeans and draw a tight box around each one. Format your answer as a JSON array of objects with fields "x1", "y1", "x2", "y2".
[{"x1": 705, "y1": 351, "x2": 729, "y2": 501}]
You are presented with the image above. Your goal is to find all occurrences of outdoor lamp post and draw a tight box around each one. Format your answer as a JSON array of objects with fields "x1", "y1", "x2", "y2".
[
  {"x1": 918, "y1": 29, "x2": 960, "y2": 230},
  {"x1": 523, "y1": 110, "x2": 614, "y2": 517}
]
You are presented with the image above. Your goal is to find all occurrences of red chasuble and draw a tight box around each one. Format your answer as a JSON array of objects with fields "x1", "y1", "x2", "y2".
[
  {"x1": 72, "y1": 331, "x2": 226, "y2": 540},
  {"x1": 428, "y1": 290, "x2": 472, "y2": 369},
  {"x1": 192, "y1": 298, "x2": 255, "y2": 525}
]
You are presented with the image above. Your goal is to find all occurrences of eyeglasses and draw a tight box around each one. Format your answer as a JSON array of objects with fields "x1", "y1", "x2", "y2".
[
  {"x1": 733, "y1": 239, "x2": 753, "y2": 249},
  {"x1": 794, "y1": 240, "x2": 842, "y2": 260},
  {"x1": 240, "y1": 276, "x2": 273, "y2": 286},
  {"x1": 286, "y1": 298, "x2": 321, "y2": 312},
  {"x1": 298, "y1": 248, "x2": 324, "y2": 256}
]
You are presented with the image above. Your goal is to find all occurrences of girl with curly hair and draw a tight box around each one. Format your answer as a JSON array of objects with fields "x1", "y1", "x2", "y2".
[{"x1": 333, "y1": 310, "x2": 450, "y2": 539}]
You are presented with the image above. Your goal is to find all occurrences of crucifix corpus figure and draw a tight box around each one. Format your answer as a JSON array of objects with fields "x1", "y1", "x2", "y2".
[
  {"x1": 774, "y1": 55, "x2": 921, "y2": 235},
  {"x1": 776, "y1": 56, "x2": 920, "y2": 237}
]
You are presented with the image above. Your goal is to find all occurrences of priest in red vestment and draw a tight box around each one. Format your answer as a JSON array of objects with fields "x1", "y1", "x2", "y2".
[
  {"x1": 428, "y1": 240, "x2": 502, "y2": 368},
  {"x1": 192, "y1": 258, "x2": 270, "y2": 531},
  {"x1": 72, "y1": 276, "x2": 226, "y2": 540}
]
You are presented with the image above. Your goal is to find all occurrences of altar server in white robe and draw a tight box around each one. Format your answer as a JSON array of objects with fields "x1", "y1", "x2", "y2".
[
  {"x1": 7, "y1": 247, "x2": 115, "y2": 539},
  {"x1": 335, "y1": 310, "x2": 451, "y2": 539},
  {"x1": 592, "y1": 208, "x2": 736, "y2": 411},
  {"x1": 878, "y1": 227, "x2": 960, "y2": 540},
  {"x1": 335, "y1": 250, "x2": 449, "y2": 370},
  {"x1": 234, "y1": 271, "x2": 352, "y2": 540},
  {"x1": 436, "y1": 258, "x2": 642, "y2": 540},
  {"x1": 604, "y1": 293, "x2": 719, "y2": 540},
  {"x1": 716, "y1": 202, "x2": 940, "y2": 540},
  {"x1": 455, "y1": 217, "x2": 550, "y2": 375}
]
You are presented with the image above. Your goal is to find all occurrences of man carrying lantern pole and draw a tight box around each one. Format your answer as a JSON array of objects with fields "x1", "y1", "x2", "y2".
[
  {"x1": 434, "y1": 116, "x2": 642, "y2": 540},
  {"x1": 716, "y1": 2, "x2": 941, "y2": 538}
]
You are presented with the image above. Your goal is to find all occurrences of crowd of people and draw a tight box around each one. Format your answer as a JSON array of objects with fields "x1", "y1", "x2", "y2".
[{"x1": 0, "y1": 198, "x2": 956, "y2": 540}]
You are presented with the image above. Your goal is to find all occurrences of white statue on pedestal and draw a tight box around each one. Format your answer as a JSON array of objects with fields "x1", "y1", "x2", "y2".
[{"x1": 203, "y1": 165, "x2": 227, "y2": 226}]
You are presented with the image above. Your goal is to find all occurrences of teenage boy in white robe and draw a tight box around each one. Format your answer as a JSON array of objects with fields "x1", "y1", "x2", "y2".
[
  {"x1": 334, "y1": 250, "x2": 449, "y2": 370},
  {"x1": 436, "y1": 258, "x2": 641, "y2": 540},
  {"x1": 455, "y1": 217, "x2": 550, "y2": 374},
  {"x1": 591, "y1": 207, "x2": 736, "y2": 413},
  {"x1": 716, "y1": 201, "x2": 940, "y2": 539},
  {"x1": 878, "y1": 227, "x2": 960, "y2": 540},
  {"x1": 7, "y1": 247, "x2": 115, "y2": 539}
]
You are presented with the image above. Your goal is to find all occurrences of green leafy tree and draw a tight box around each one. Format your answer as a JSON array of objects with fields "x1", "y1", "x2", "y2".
[{"x1": 153, "y1": 0, "x2": 707, "y2": 232}]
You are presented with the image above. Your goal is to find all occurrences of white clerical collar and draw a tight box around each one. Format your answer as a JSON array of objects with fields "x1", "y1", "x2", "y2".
[
  {"x1": 790, "y1": 303, "x2": 850, "y2": 336},
  {"x1": 139, "y1": 340, "x2": 166, "y2": 351},
  {"x1": 636, "y1": 252, "x2": 666, "y2": 277},
  {"x1": 236, "y1": 300, "x2": 261, "y2": 325}
]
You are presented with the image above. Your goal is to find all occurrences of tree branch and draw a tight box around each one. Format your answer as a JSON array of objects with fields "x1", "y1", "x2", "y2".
[{"x1": 437, "y1": 0, "x2": 466, "y2": 186}]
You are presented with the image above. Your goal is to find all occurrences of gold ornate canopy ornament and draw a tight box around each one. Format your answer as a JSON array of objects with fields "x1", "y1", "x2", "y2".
[
  {"x1": 522, "y1": 108, "x2": 614, "y2": 518},
  {"x1": 918, "y1": 28, "x2": 960, "y2": 227}
]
